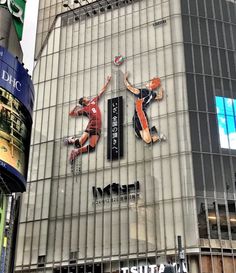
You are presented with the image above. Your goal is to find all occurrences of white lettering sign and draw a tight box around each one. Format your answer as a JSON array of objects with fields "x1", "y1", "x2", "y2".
[
  {"x1": 130, "y1": 267, "x2": 138, "y2": 273},
  {"x1": 121, "y1": 266, "x2": 157, "y2": 273},
  {"x1": 0, "y1": 160, "x2": 6, "y2": 168},
  {"x1": 0, "y1": 0, "x2": 24, "y2": 22},
  {"x1": 2, "y1": 70, "x2": 21, "y2": 91},
  {"x1": 121, "y1": 263, "x2": 187, "y2": 273}
]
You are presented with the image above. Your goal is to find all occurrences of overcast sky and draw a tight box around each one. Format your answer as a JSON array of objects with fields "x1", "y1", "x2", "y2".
[{"x1": 20, "y1": 0, "x2": 39, "y2": 74}]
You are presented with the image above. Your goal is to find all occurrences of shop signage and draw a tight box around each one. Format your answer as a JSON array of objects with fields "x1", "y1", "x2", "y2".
[
  {"x1": 0, "y1": 0, "x2": 26, "y2": 40},
  {"x1": 107, "y1": 96, "x2": 123, "y2": 160},
  {"x1": 92, "y1": 181, "x2": 140, "y2": 198},
  {"x1": 2, "y1": 70, "x2": 21, "y2": 91},
  {"x1": 121, "y1": 265, "x2": 157, "y2": 273},
  {"x1": 92, "y1": 181, "x2": 140, "y2": 205},
  {"x1": 121, "y1": 263, "x2": 187, "y2": 273},
  {"x1": 0, "y1": 46, "x2": 34, "y2": 116},
  {"x1": 0, "y1": 46, "x2": 34, "y2": 193},
  {"x1": 153, "y1": 19, "x2": 167, "y2": 27}
]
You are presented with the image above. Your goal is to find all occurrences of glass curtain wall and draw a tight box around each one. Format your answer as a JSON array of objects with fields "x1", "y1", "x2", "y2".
[{"x1": 181, "y1": 0, "x2": 236, "y2": 271}]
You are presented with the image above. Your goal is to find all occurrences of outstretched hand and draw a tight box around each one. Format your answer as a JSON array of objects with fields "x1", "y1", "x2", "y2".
[
  {"x1": 123, "y1": 72, "x2": 140, "y2": 95},
  {"x1": 99, "y1": 75, "x2": 112, "y2": 96},
  {"x1": 156, "y1": 87, "x2": 164, "y2": 101},
  {"x1": 104, "y1": 75, "x2": 112, "y2": 88},
  {"x1": 124, "y1": 72, "x2": 129, "y2": 80},
  {"x1": 106, "y1": 75, "x2": 112, "y2": 82},
  {"x1": 69, "y1": 105, "x2": 81, "y2": 116}
]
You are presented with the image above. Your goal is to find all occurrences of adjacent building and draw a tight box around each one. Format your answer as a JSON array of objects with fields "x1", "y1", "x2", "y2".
[
  {"x1": 0, "y1": 1, "x2": 35, "y2": 272},
  {"x1": 15, "y1": 0, "x2": 236, "y2": 272}
]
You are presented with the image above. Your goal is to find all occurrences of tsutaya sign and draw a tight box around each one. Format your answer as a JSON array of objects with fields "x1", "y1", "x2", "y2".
[
  {"x1": 0, "y1": 0, "x2": 26, "y2": 40},
  {"x1": 121, "y1": 263, "x2": 187, "y2": 273}
]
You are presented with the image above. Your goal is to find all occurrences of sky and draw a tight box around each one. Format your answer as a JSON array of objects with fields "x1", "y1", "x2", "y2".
[{"x1": 20, "y1": 0, "x2": 39, "y2": 74}]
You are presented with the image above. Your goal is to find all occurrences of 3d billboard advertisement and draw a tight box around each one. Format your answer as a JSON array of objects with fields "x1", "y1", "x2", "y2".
[
  {"x1": 65, "y1": 73, "x2": 167, "y2": 168},
  {"x1": 0, "y1": 46, "x2": 34, "y2": 192},
  {"x1": 0, "y1": 0, "x2": 26, "y2": 40}
]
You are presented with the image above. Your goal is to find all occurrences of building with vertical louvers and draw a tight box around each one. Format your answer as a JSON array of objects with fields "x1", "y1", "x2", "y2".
[{"x1": 15, "y1": 0, "x2": 236, "y2": 272}]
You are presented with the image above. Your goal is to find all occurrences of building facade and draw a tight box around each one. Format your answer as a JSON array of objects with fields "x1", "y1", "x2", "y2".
[
  {"x1": 0, "y1": 1, "x2": 35, "y2": 272},
  {"x1": 15, "y1": 0, "x2": 236, "y2": 272},
  {"x1": 181, "y1": 0, "x2": 236, "y2": 271}
]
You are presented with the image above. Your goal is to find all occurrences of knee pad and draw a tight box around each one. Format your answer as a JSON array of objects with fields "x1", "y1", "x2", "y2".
[
  {"x1": 74, "y1": 139, "x2": 81, "y2": 148},
  {"x1": 88, "y1": 145, "x2": 95, "y2": 152}
]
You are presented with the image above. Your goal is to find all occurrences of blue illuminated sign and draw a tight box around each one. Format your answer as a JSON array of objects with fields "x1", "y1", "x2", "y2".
[
  {"x1": 0, "y1": 47, "x2": 34, "y2": 192},
  {"x1": 216, "y1": 96, "x2": 236, "y2": 149},
  {"x1": 0, "y1": 46, "x2": 34, "y2": 117}
]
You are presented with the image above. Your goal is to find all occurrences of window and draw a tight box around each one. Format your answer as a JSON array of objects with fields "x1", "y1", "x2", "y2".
[
  {"x1": 197, "y1": 198, "x2": 208, "y2": 238},
  {"x1": 38, "y1": 255, "x2": 46, "y2": 267},
  {"x1": 197, "y1": 0, "x2": 205, "y2": 17}
]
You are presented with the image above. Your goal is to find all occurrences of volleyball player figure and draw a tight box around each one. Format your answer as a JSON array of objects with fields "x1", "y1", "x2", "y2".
[
  {"x1": 65, "y1": 75, "x2": 112, "y2": 164},
  {"x1": 124, "y1": 72, "x2": 166, "y2": 144}
]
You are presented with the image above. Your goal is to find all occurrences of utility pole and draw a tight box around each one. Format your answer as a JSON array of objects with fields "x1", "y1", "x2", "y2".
[{"x1": 177, "y1": 236, "x2": 185, "y2": 273}]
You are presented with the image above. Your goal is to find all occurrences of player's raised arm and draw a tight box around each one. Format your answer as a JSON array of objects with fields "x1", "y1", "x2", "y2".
[
  {"x1": 155, "y1": 86, "x2": 164, "y2": 101},
  {"x1": 98, "y1": 75, "x2": 112, "y2": 98},
  {"x1": 124, "y1": 72, "x2": 140, "y2": 95},
  {"x1": 69, "y1": 105, "x2": 83, "y2": 116}
]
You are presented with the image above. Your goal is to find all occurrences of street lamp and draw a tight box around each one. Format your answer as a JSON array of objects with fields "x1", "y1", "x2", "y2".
[
  {"x1": 63, "y1": 0, "x2": 113, "y2": 19},
  {"x1": 73, "y1": 0, "x2": 91, "y2": 17},
  {"x1": 81, "y1": 0, "x2": 111, "y2": 13},
  {"x1": 63, "y1": 1, "x2": 80, "y2": 20},
  {"x1": 78, "y1": 0, "x2": 98, "y2": 14}
]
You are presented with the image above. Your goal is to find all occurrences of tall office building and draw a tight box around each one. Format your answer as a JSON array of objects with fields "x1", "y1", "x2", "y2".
[{"x1": 15, "y1": 0, "x2": 236, "y2": 272}]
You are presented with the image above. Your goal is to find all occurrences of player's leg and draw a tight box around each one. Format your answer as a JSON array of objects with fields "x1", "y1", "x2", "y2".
[
  {"x1": 64, "y1": 136, "x2": 77, "y2": 145},
  {"x1": 150, "y1": 126, "x2": 166, "y2": 142},
  {"x1": 78, "y1": 131, "x2": 89, "y2": 146},
  {"x1": 136, "y1": 101, "x2": 166, "y2": 144},
  {"x1": 133, "y1": 116, "x2": 142, "y2": 139},
  {"x1": 135, "y1": 105, "x2": 153, "y2": 144},
  {"x1": 69, "y1": 133, "x2": 100, "y2": 163},
  {"x1": 139, "y1": 127, "x2": 167, "y2": 143},
  {"x1": 88, "y1": 134, "x2": 100, "y2": 149},
  {"x1": 139, "y1": 127, "x2": 152, "y2": 144},
  {"x1": 65, "y1": 131, "x2": 89, "y2": 147},
  {"x1": 75, "y1": 134, "x2": 100, "y2": 155},
  {"x1": 150, "y1": 126, "x2": 167, "y2": 143}
]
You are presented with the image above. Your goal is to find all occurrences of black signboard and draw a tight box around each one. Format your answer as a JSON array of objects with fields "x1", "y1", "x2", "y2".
[{"x1": 107, "y1": 96, "x2": 123, "y2": 160}]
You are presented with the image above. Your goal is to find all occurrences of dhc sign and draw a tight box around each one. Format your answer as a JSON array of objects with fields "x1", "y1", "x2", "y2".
[
  {"x1": 0, "y1": 46, "x2": 34, "y2": 116},
  {"x1": 1, "y1": 70, "x2": 21, "y2": 91},
  {"x1": 0, "y1": 46, "x2": 34, "y2": 192}
]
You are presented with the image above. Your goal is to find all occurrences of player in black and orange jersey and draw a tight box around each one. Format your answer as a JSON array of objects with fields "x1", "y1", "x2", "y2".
[{"x1": 124, "y1": 72, "x2": 166, "y2": 144}]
